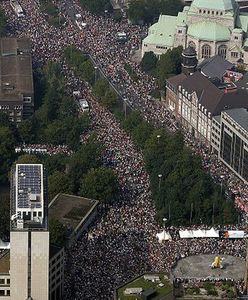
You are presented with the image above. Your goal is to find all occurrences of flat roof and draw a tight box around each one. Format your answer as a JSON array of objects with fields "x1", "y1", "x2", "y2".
[
  {"x1": 0, "y1": 251, "x2": 10, "y2": 274},
  {"x1": 224, "y1": 107, "x2": 248, "y2": 132},
  {"x1": 0, "y1": 38, "x2": 33, "y2": 102},
  {"x1": 16, "y1": 164, "x2": 43, "y2": 210},
  {"x1": 48, "y1": 194, "x2": 98, "y2": 232}
]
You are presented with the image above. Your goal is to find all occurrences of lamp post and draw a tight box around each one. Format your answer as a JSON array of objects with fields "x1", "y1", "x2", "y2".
[
  {"x1": 163, "y1": 217, "x2": 167, "y2": 241},
  {"x1": 123, "y1": 98, "x2": 127, "y2": 119},
  {"x1": 94, "y1": 66, "x2": 98, "y2": 85},
  {"x1": 158, "y1": 174, "x2": 162, "y2": 192},
  {"x1": 156, "y1": 134, "x2": 161, "y2": 144}
]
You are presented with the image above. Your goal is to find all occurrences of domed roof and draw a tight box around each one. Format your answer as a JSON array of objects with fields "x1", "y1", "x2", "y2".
[
  {"x1": 191, "y1": 0, "x2": 236, "y2": 11},
  {"x1": 188, "y1": 22, "x2": 231, "y2": 41}
]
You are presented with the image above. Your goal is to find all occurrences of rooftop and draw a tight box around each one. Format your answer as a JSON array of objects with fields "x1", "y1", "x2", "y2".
[
  {"x1": 0, "y1": 38, "x2": 33, "y2": 102},
  {"x1": 0, "y1": 251, "x2": 10, "y2": 274},
  {"x1": 48, "y1": 193, "x2": 99, "y2": 233},
  {"x1": 190, "y1": 0, "x2": 236, "y2": 11},
  {"x1": 197, "y1": 55, "x2": 235, "y2": 80},
  {"x1": 116, "y1": 273, "x2": 173, "y2": 300},
  {"x1": 224, "y1": 107, "x2": 248, "y2": 131},
  {"x1": 15, "y1": 164, "x2": 43, "y2": 210},
  {"x1": 188, "y1": 22, "x2": 231, "y2": 42}
]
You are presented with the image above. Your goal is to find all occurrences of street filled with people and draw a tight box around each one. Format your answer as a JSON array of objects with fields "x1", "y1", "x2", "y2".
[{"x1": 1, "y1": 0, "x2": 248, "y2": 299}]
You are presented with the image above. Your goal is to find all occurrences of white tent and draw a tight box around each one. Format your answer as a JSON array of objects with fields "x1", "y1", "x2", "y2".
[
  {"x1": 179, "y1": 230, "x2": 193, "y2": 238},
  {"x1": 179, "y1": 228, "x2": 220, "y2": 239},
  {"x1": 193, "y1": 229, "x2": 205, "y2": 238},
  {"x1": 156, "y1": 230, "x2": 172, "y2": 242},
  {"x1": 206, "y1": 227, "x2": 219, "y2": 238},
  {"x1": 224, "y1": 230, "x2": 245, "y2": 238}
]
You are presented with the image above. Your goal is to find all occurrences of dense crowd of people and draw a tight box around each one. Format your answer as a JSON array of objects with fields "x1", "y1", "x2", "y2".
[
  {"x1": 1, "y1": 0, "x2": 247, "y2": 299},
  {"x1": 15, "y1": 143, "x2": 72, "y2": 155}
]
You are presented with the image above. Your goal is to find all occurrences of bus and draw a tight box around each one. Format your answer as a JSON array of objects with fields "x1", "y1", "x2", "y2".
[
  {"x1": 10, "y1": 0, "x2": 24, "y2": 17},
  {"x1": 79, "y1": 99, "x2": 89, "y2": 113},
  {"x1": 117, "y1": 32, "x2": 127, "y2": 43}
]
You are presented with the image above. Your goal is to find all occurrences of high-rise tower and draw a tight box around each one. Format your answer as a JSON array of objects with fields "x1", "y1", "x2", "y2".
[{"x1": 10, "y1": 164, "x2": 49, "y2": 300}]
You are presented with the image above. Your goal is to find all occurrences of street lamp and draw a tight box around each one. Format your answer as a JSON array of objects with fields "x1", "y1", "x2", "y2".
[
  {"x1": 163, "y1": 217, "x2": 167, "y2": 241},
  {"x1": 158, "y1": 174, "x2": 162, "y2": 192},
  {"x1": 123, "y1": 98, "x2": 127, "y2": 119},
  {"x1": 156, "y1": 135, "x2": 161, "y2": 144},
  {"x1": 94, "y1": 66, "x2": 98, "y2": 85}
]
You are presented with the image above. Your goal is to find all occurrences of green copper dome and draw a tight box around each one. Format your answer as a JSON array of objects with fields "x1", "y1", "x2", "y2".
[
  {"x1": 191, "y1": 0, "x2": 236, "y2": 11},
  {"x1": 188, "y1": 22, "x2": 231, "y2": 41}
]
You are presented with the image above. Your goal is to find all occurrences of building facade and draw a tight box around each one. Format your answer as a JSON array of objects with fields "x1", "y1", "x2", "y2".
[
  {"x1": 0, "y1": 38, "x2": 34, "y2": 123},
  {"x1": 142, "y1": 0, "x2": 248, "y2": 66},
  {"x1": 10, "y1": 164, "x2": 49, "y2": 300},
  {"x1": 219, "y1": 108, "x2": 248, "y2": 182}
]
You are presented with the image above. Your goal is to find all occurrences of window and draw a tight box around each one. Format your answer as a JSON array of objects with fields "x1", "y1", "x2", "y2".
[
  {"x1": 235, "y1": 36, "x2": 238, "y2": 40},
  {"x1": 6, "y1": 290, "x2": 10, "y2": 296},
  {"x1": 202, "y1": 44, "x2": 211, "y2": 58},
  {"x1": 212, "y1": 11, "x2": 214, "y2": 15},
  {"x1": 0, "y1": 290, "x2": 4, "y2": 295},
  {"x1": 216, "y1": 11, "x2": 219, "y2": 15},
  {"x1": 178, "y1": 30, "x2": 182, "y2": 33},
  {"x1": 220, "y1": 12, "x2": 223, "y2": 15},
  {"x1": 218, "y1": 45, "x2": 227, "y2": 59},
  {"x1": 231, "y1": 52, "x2": 238, "y2": 58},
  {"x1": 0, "y1": 279, "x2": 4, "y2": 285},
  {"x1": 7, "y1": 279, "x2": 10, "y2": 284}
]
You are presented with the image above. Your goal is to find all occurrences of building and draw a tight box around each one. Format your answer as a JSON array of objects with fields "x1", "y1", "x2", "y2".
[
  {"x1": 142, "y1": 0, "x2": 248, "y2": 66},
  {"x1": 0, "y1": 38, "x2": 34, "y2": 123},
  {"x1": 0, "y1": 245, "x2": 64, "y2": 300},
  {"x1": 49, "y1": 193, "x2": 99, "y2": 247},
  {"x1": 10, "y1": 164, "x2": 49, "y2": 300},
  {"x1": 0, "y1": 164, "x2": 65, "y2": 300},
  {"x1": 212, "y1": 108, "x2": 248, "y2": 183},
  {"x1": 165, "y1": 53, "x2": 248, "y2": 144}
]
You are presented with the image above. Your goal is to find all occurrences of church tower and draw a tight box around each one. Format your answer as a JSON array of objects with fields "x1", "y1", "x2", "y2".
[{"x1": 181, "y1": 46, "x2": 198, "y2": 76}]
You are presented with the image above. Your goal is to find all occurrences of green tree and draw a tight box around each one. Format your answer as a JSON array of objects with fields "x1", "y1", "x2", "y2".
[
  {"x1": 140, "y1": 51, "x2": 158, "y2": 73},
  {"x1": 80, "y1": 0, "x2": 113, "y2": 15},
  {"x1": 128, "y1": 0, "x2": 146, "y2": 23},
  {"x1": 81, "y1": 60, "x2": 95, "y2": 84},
  {"x1": 49, "y1": 219, "x2": 66, "y2": 246},
  {"x1": 67, "y1": 138, "x2": 103, "y2": 193},
  {"x1": 102, "y1": 88, "x2": 117, "y2": 109},
  {"x1": 0, "y1": 126, "x2": 16, "y2": 183},
  {"x1": 48, "y1": 171, "x2": 70, "y2": 201},
  {"x1": 80, "y1": 167, "x2": 119, "y2": 204},
  {"x1": 132, "y1": 121, "x2": 154, "y2": 148},
  {"x1": 0, "y1": 9, "x2": 6, "y2": 37},
  {"x1": 14, "y1": 154, "x2": 40, "y2": 165}
]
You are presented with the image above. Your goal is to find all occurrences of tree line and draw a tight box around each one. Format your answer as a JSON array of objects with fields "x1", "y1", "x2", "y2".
[
  {"x1": 64, "y1": 46, "x2": 118, "y2": 110},
  {"x1": 119, "y1": 111, "x2": 238, "y2": 226},
  {"x1": 128, "y1": 0, "x2": 183, "y2": 24},
  {"x1": 140, "y1": 46, "x2": 183, "y2": 89},
  {"x1": 0, "y1": 61, "x2": 120, "y2": 245}
]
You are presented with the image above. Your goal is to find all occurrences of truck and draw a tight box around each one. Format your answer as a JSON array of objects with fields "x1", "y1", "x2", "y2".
[{"x1": 75, "y1": 14, "x2": 87, "y2": 30}]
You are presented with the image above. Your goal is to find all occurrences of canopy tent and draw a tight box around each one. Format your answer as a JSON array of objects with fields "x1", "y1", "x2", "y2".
[
  {"x1": 179, "y1": 228, "x2": 219, "y2": 239},
  {"x1": 223, "y1": 230, "x2": 245, "y2": 238},
  {"x1": 156, "y1": 230, "x2": 172, "y2": 242}
]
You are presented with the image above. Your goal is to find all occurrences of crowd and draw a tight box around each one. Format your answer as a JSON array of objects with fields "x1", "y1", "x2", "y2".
[
  {"x1": 0, "y1": 0, "x2": 247, "y2": 299},
  {"x1": 15, "y1": 143, "x2": 72, "y2": 155}
]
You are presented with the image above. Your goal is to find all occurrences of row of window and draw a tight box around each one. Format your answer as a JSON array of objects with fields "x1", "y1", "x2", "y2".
[
  {"x1": 199, "y1": 9, "x2": 224, "y2": 16},
  {"x1": 0, "y1": 279, "x2": 10, "y2": 285},
  {"x1": 0, "y1": 290, "x2": 10, "y2": 296}
]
